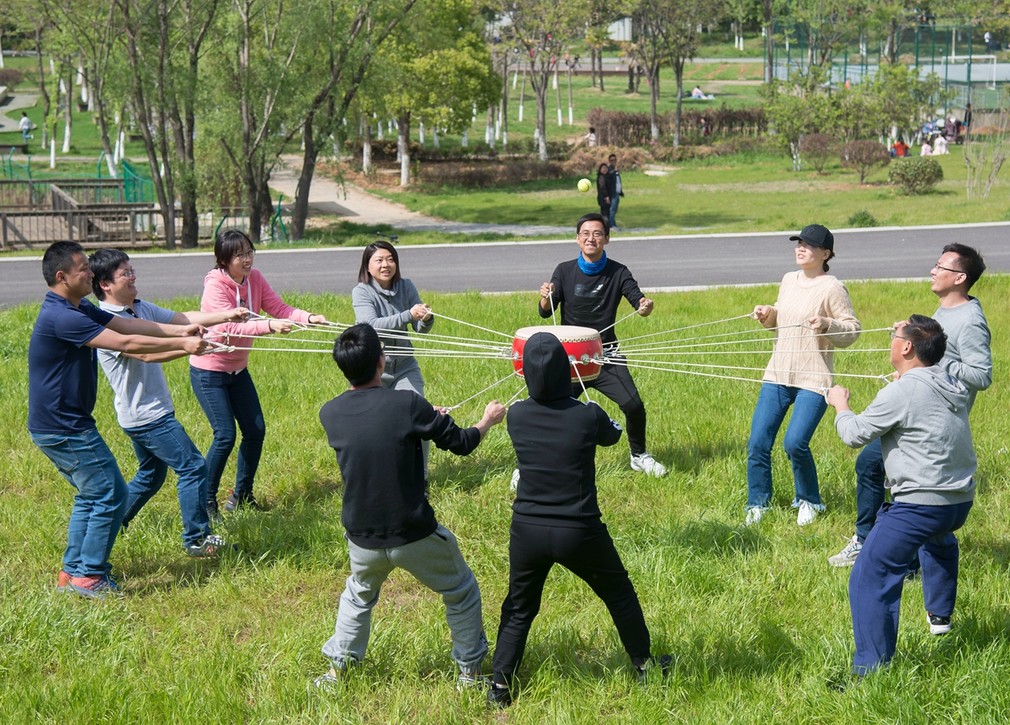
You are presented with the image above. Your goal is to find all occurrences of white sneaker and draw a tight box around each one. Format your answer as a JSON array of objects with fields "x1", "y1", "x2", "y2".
[
  {"x1": 630, "y1": 452, "x2": 667, "y2": 477},
  {"x1": 509, "y1": 468, "x2": 520, "y2": 493},
  {"x1": 745, "y1": 507, "x2": 766, "y2": 526},
  {"x1": 796, "y1": 500, "x2": 818, "y2": 526},
  {"x1": 828, "y1": 535, "x2": 862, "y2": 567}
]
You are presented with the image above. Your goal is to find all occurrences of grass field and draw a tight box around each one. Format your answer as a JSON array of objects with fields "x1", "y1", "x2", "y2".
[
  {"x1": 378, "y1": 144, "x2": 1010, "y2": 235},
  {"x1": 3, "y1": 273, "x2": 1010, "y2": 722}
]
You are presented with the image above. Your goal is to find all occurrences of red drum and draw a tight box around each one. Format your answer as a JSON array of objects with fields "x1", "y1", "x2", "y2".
[{"x1": 512, "y1": 325, "x2": 604, "y2": 382}]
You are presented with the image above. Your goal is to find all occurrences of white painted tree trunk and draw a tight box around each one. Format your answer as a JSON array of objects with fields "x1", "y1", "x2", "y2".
[
  {"x1": 50, "y1": 138, "x2": 56, "y2": 168},
  {"x1": 419, "y1": 121, "x2": 425, "y2": 144},
  {"x1": 461, "y1": 130, "x2": 468, "y2": 147}
]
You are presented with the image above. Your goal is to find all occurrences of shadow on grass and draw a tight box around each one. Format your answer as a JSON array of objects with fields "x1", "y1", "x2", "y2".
[
  {"x1": 664, "y1": 439, "x2": 744, "y2": 476},
  {"x1": 661, "y1": 518, "x2": 768, "y2": 558}
]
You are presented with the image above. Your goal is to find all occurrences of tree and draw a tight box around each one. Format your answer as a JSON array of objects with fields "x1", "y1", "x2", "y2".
[
  {"x1": 115, "y1": 0, "x2": 221, "y2": 249},
  {"x1": 288, "y1": 0, "x2": 418, "y2": 239},
  {"x1": 497, "y1": 0, "x2": 589, "y2": 161}
]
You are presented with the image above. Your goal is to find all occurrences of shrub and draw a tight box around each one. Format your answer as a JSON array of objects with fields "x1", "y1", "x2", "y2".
[
  {"x1": 887, "y1": 157, "x2": 944, "y2": 194},
  {"x1": 798, "y1": 133, "x2": 838, "y2": 173},
  {"x1": 847, "y1": 210, "x2": 879, "y2": 227},
  {"x1": 419, "y1": 160, "x2": 566, "y2": 188},
  {"x1": 840, "y1": 140, "x2": 890, "y2": 183},
  {"x1": 0, "y1": 69, "x2": 24, "y2": 88}
]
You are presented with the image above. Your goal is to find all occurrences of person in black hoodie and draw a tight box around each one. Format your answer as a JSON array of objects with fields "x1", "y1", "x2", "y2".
[
  {"x1": 316, "y1": 324, "x2": 506, "y2": 688},
  {"x1": 488, "y1": 332, "x2": 669, "y2": 708}
]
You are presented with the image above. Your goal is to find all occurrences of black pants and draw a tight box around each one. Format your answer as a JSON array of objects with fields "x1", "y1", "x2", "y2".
[
  {"x1": 573, "y1": 359, "x2": 647, "y2": 455},
  {"x1": 491, "y1": 519, "x2": 651, "y2": 686}
]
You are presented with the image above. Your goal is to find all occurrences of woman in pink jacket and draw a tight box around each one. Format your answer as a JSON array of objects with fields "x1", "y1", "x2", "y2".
[{"x1": 190, "y1": 229, "x2": 326, "y2": 517}]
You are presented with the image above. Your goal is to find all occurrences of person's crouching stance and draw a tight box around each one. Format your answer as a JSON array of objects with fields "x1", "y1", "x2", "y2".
[
  {"x1": 316, "y1": 324, "x2": 505, "y2": 688},
  {"x1": 827, "y1": 315, "x2": 975, "y2": 675}
]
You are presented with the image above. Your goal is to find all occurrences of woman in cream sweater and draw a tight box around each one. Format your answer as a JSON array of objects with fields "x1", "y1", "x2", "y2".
[{"x1": 745, "y1": 225, "x2": 861, "y2": 527}]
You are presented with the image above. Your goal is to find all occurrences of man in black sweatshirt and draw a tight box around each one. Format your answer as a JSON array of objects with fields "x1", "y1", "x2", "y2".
[
  {"x1": 488, "y1": 332, "x2": 669, "y2": 708},
  {"x1": 538, "y1": 212, "x2": 667, "y2": 477},
  {"x1": 316, "y1": 324, "x2": 506, "y2": 688}
]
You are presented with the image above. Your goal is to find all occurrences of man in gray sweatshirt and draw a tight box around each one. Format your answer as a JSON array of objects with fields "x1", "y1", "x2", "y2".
[
  {"x1": 829, "y1": 243, "x2": 990, "y2": 569},
  {"x1": 827, "y1": 315, "x2": 975, "y2": 675}
]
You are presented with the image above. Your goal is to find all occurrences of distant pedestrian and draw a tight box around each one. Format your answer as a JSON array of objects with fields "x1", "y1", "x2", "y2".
[
  {"x1": 607, "y1": 154, "x2": 624, "y2": 229},
  {"x1": 595, "y1": 162, "x2": 612, "y2": 219},
  {"x1": 19, "y1": 112, "x2": 33, "y2": 142}
]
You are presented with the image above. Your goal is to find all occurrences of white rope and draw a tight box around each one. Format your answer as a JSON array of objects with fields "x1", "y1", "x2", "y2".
[
  {"x1": 623, "y1": 347, "x2": 893, "y2": 357},
  {"x1": 505, "y1": 382, "x2": 527, "y2": 407},
  {"x1": 549, "y1": 288, "x2": 557, "y2": 326},
  {"x1": 607, "y1": 356, "x2": 893, "y2": 383},
  {"x1": 444, "y1": 370, "x2": 520, "y2": 411},
  {"x1": 596, "y1": 307, "x2": 641, "y2": 337},
  {"x1": 431, "y1": 309, "x2": 513, "y2": 340},
  {"x1": 616, "y1": 313, "x2": 757, "y2": 344},
  {"x1": 618, "y1": 326, "x2": 892, "y2": 354},
  {"x1": 570, "y1": 360, "x2": 593, "y2": 402}
]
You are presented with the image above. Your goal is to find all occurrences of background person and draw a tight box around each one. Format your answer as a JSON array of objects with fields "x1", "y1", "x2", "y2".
[
  {"x1": 315, "y1": 324, "x2": 505, "y2": 688},
  {"x1": 488, "y1": 332, "x2": 670, "y2": 708},
  {"x1": 538, "y1": 212, "x2": 667, "y2": 477},
  {"x1": 829, "y1": 244, "x2": 990, "y2": 570},
  {"x1": 828, "y1": 315, "x2": 975, "y2": 675},
  {"x1": 189, "y1": 229, "x2": 327, "y2": 517},
  {"x1": 90, "y1": 249, "x2": 246, "y2": 558},
  {"x1": 607, "y1": 154, "x2": 624, "y2": 229},
  {"x1": 29, "y1": 242, "x2": 207, "y2": 599},
  {"x1": 595, "y1": 162, "x2": 612, "y2": 219},
  {"x1": 746, "y1": 224, "x2": 861, "y2": 527}
]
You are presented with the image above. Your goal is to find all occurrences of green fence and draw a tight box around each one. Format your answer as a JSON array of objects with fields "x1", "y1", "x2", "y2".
[{"x1": 122, "y1": 160, "x2": 155, "y2": 203}]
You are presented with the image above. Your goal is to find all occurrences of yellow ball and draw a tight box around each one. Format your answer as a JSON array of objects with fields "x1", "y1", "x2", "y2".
[{"x1": 577, "y1": 178, "x2": 592, "y2": 192}]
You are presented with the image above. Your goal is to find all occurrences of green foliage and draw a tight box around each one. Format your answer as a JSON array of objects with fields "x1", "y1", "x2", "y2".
[
  {"x1": 846, "y1": 209, "x2": 879, "y2": 227},
  {"x1": 887, "y1": 157, "x2": 944, "y2": 194},
  {"x1": 798, "y1": 133, "x2": 839, "y2": 173}
]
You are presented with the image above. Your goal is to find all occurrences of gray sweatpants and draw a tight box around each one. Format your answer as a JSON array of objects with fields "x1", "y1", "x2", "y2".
[{"x1": 322, "y1": 524, "x2": 488, "y2": 674}]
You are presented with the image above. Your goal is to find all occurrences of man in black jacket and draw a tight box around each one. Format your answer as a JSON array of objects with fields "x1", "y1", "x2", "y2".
[
  {"x1": 538, "y1": 212, "x2": 667, "y2": 477},
  {"x1": 488, "y1": 332, "x2": 669, "y2": 708},
  {"x1": 316, "y1": 324, "x2": 505, "y2": 688}
]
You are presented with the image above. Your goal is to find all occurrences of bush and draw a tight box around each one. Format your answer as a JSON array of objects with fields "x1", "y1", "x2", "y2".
[
  {"x1": 419, "y1": 160, "x2": 566, "y2": 188},
  {"x1": 840, "y1": 140, "x2": 890, "y2": 183},
  {"x1": 798, "y1": 133, "x2": 838, "y2": 173},
  {"x1": 846, "y1": 210, "x2": 879, "y2": 227},
  {"x1": 0, "y1": 69, "x2": 24, "y2": 88},
  {"x1": 887, "y1": 157, "x2": 944, "y2": 194}
]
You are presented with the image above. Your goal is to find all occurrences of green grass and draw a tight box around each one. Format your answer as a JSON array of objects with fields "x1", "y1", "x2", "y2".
[
  {"x1": 3, "y1": 275, "x2": 1010, "y2": 721},
  {"x1": 385, "y1": 145, "x2": 1010, "y2": 234}
]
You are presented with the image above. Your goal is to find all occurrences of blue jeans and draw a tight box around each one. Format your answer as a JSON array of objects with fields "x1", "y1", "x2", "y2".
[
  {"x1": 322, "y1": 525, "x2": 488, "y2": 674},
  {"x1": 189, "y1": 367, "x2": 265, "y2": 504},
  {"x1": 850, "y1": 500, "x2": 972, "y2": 674},
  {"x1": 747, "y1": 383, "x2": 827, "y2": 509},
  {"x1": 31, "y1": 428, "x2": 128, "y2": 577},
  {"x1": 609, "y1": 194, "x2": 621, "y2": 228},
  {"x1": 854, "y1": 439, "x2": 886, "y2": 541},
  {"x1": 122, "y1": 413, "x2": 212, "y2": 547}
]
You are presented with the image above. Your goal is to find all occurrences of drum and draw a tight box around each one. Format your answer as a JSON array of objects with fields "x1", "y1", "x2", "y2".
[{"x1": 512, "y1": 325, "x2": 604, "y2": 382}]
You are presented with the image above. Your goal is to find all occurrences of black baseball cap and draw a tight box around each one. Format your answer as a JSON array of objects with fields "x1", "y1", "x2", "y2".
[{"x1": 790, "y1": 224, "x2": 834, "y2": 251}]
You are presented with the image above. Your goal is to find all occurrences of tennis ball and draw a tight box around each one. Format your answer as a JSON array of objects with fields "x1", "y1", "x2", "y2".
[{"x1": 577, "y1": 178, "x2": 591, "y2": 192}]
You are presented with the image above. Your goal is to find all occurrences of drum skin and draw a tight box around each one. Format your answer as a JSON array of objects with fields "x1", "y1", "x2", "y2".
[{"x1": 512, "y1": 325, "x2": 604, "y2": 382}]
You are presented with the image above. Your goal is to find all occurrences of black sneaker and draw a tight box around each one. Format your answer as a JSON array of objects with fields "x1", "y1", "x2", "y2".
[
  {"x1": 186, "y1": 534, "x2": 229, "y2": 558},
  {"x1": 224, "y1": 491, "x2": 267, "y2": 512},
  {"x1": 486, "y1": 682, "x2": 512, "y2": 709},
  {"x1": 207, "y1": 499, "x2": 221, "y2": 522},
  {"x1": 927, "y1": 612, "x2": 951, "y2": 635},
  {"x1": 636, "y1": 654, "x2": 673, "y2": 684}
]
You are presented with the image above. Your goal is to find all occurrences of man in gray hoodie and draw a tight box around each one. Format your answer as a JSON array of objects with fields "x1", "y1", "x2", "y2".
[{"x1": 827, "y1": 315, "x2": 975, "y2": 675}]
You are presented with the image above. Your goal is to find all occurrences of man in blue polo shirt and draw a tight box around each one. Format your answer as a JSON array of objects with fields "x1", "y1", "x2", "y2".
[
  {"x1": 90, "y1": 249, "x2": 248, "y2": 558},
  {"x1": 28, "y1": 242, "x2": 209, "y2": 599}
]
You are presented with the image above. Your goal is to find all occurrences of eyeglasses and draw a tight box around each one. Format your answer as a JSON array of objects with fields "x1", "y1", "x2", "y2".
[
  {"x1": 578, "y1": 231, "x2": 607, "y2": 240},
  {"x1": 889, "y1": 328, "x2": 910, "y2": 341},
  {"x1": 234, "y1": 250, "x2": 256, "y2": 261},
  {"x1": 933, "y1": 263, "x2": 963, "y2": 275},
  {"x1": 116, "y1": 267, "x2": 137, "y2": 279}
]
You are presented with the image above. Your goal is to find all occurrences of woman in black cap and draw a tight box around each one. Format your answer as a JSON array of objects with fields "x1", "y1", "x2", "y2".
[{"x1": 744, "y1": 224, "x2": 861, "y2": 527}]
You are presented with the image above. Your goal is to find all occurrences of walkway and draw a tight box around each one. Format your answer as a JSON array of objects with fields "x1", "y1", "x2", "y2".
[{"x1": 270, "y1": 157, "x2": 573, "y2": 238}]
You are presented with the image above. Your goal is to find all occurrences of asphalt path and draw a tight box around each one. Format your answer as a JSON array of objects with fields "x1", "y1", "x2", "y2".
[{"x1": 3, "y1": 222, "x2": 1009, "y2": 308}]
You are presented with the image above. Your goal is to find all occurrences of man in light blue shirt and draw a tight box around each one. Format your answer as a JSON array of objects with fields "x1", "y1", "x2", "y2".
[{"x1": 90, "y1": 249, "x2": 247, "y2": 557}]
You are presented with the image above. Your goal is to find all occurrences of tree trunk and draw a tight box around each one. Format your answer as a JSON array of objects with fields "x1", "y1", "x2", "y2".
[
  {"x1": 362, "y1": 120, "x2": 372, "y2": 173},
  {"x1": 290, "y1": 109, "x2": 318, "y2": 241},
  {"x1": 673, "y1": 60, "x2": 685, "y2": 147},
  {"x1": 398, "y1": 110, "x2": 411, "y2": 186},
  {"x1": 62, "y1": 67, "x2": 73, "y2": 154},
  {"x1": 649, "y1": 65, "x2": 660, "y2": 140}
]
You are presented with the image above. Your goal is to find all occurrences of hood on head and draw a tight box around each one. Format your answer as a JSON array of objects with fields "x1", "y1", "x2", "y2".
[{"x1": 523, "y1": 332, "x2": 572, "y2": 402}]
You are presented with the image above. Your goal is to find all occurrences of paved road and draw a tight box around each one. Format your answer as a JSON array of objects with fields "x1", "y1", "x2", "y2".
[{"x1": 3, "y1": 223, "x2": 1009, "y2": 308}]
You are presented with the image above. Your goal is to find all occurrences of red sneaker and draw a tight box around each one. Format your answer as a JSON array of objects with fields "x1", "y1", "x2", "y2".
[{"x1": 56, "y1": 570, "x2": 72, "y2": 592}]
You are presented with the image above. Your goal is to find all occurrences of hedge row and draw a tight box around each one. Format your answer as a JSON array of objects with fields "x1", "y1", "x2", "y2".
[{"x1": 586, "y1": 106, "x2": 767, "y2": 147}]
